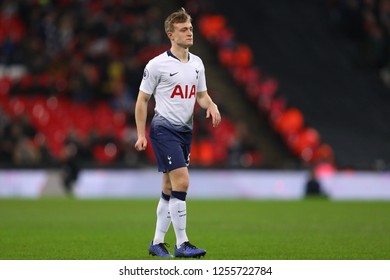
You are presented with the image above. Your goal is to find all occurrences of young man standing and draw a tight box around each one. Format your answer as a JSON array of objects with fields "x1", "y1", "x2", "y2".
[{"x1": 134, "y1": 8, "x2": 221, "y2": 258}]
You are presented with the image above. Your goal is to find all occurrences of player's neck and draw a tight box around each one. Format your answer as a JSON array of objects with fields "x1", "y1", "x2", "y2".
[{"x1": 170, "y1": 46, "x2": 189, "y2": 63}]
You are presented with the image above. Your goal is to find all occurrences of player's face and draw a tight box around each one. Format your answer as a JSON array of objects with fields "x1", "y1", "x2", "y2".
[{"x1": 170, "y1": 21, "x2": 193, "y2": 48}]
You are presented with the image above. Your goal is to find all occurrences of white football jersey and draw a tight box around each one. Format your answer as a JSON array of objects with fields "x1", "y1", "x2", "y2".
[{"x1": 140, "y1": 50, "x2": 207, "y2": 128}]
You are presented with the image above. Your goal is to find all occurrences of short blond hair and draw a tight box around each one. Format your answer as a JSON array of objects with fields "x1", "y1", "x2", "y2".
[{"x1": 164, "y1": 8, "x2": 192, "y2": 34}]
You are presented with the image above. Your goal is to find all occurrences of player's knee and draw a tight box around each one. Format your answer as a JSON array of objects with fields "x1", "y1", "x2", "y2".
[
  {"x1": 173, "y1": 176, "x2": 189, "y2": 192},
  {"x1": 168, "y1": 167, "x2": 189, "y2": 191}
]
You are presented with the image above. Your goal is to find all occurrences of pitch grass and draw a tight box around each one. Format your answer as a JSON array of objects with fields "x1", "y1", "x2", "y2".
[{"x1": 0, "y1": 198, "x2": 389, "y2": 260}]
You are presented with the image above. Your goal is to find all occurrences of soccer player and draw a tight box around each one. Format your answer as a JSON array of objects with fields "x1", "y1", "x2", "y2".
[{"x1": 134, "y1": 8, "x2": 221, "y2": 258}]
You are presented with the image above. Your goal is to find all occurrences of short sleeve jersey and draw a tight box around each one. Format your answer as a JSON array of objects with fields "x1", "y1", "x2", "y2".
[{"x1": 140, "y1": 50, "x2": 207, "y2": 129}]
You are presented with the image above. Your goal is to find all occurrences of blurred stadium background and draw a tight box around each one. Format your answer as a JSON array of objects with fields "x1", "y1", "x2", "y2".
[{"x1": 1, "y1": 0, "x2": 390, "y2": 200}]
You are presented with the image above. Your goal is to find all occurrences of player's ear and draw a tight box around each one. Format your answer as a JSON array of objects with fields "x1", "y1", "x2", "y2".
[{"x1": 167, "y1": 31, "x2": 173, "y2": 40}]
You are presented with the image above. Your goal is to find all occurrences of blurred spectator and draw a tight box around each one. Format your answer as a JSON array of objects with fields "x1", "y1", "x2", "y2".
[
  {"x1": 70, "y1": 63, "x2": 100, "y2": 103},
  {"x1": 18, "y1": 113, "x2": 37, "y2": 139},
  {"x1": 1, "y1": 115, "x2": 24, "y2": 163},
  {"x1": 0, "y1": 111, "x2": 46, "y2": 165},
  {"x1": 117, "y1": 125, "x2": 147, "y2": 165},
  {"x1": 13, "y1": 136, "x2": 40, "y2": 165},
  {"x1": 0, "y1": 105, "x2": 9, "y2": 130},
  {"x1": 0, "y1": 1, "x2": 25, "y2": 66},
  {"x1": 34, "y1": 132, "x2": 54, "y2": 164},
  {"x1": 227, "y1": 122, "x2": 261, "y2": 167},
  {"x1": 60, "y1": 137, "x2": 79, "y2": 196},
  {"x1": 109, "y1": 78, "x2": 136, "y2": 113},
  {"x1": 304, "y1": 166, "x2": 326, "y2": 198},
  {"x1": 0, "y1": 105, "x2": 11, "y2": 162}
]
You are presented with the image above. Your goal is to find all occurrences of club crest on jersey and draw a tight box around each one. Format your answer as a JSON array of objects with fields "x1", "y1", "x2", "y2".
[
  {"x1": 143, "y1": 68, "x2": 149, "y2": 80},
  {"x1": 170, "y1": 85, "x2": 196, "y2": 99}
]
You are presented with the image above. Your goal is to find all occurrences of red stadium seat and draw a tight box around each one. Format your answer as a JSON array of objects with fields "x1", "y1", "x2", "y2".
[
  {"x1": 0, "y1": 76, "x2": 12, "y2": 96},
  {"x1": 312, "y1": 143, "x2": 335, "y2": 164},
  {"x1": 233, "y1": 44, "x2": 253, "y2": 68},
  {"x1": 7, "y1": 97, "x2": 26, "y2": 116},
  {"x1": 233, "y1": 66, "x2": 262, "y2": 86},
  {"x1": 274, "y1": 108, "x2": 304, "y2": 137},
  {"x1": 197, "y1": 140, "x2": 214, "y2": 166},
  {"x1": 198, "y1": 15, "x2": 227, "y2": 41},
  {"x1": 218, "y1": 48, "x2": 235, "y2": 68},
  {"x1": 289, "y1": 127, "x2": 320, "y2": 161},
  {"x1": 93, "y1": 143, "x2": 118, "y2": 164}
]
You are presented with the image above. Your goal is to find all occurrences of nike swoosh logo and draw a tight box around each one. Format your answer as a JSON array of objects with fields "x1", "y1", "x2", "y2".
[{"x1": 170, "y1": 72, "x2": 178, "y2": 76}]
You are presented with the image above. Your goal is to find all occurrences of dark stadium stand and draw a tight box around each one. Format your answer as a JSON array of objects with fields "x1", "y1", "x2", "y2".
[
  {"x1": 0, "y1": 0, "x2": 262, "y2": 168},
  {"x1": 187, "y1": 1, "x2": 335, "y2": 169},
  {"x1": 188, "y1": 0, "x2": 390, "y2": 170}
]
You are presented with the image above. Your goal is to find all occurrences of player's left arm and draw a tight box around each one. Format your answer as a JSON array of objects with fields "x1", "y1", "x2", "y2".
[{"x1": 196, "y1": 91, "x2": 221, "y2": 127}]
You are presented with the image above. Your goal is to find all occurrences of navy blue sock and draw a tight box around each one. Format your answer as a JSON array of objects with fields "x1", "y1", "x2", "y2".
[
  {"x1": 161, "y1": 192, "x2": 170, "y2": 201},
  {"x1": 171, "y1": 191, "x2": 187, "y2": 201}
]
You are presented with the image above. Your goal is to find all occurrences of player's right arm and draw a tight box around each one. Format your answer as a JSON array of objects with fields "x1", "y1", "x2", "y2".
[{"x1": 134, "y1": 90, "x2": 152, "y2": 151}]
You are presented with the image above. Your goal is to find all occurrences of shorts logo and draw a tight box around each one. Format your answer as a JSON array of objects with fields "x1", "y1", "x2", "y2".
[
  {"x1": 143, "y1": 68, "x2": 149, "y2": 80},
  {"x1": 167, "y1": 156, "x2": 172, "y2": 165}
]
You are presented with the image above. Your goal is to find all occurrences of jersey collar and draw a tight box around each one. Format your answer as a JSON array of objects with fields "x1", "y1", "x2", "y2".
[{"x1": 167, "y1": 50, "x2": 190, "y2": 62}]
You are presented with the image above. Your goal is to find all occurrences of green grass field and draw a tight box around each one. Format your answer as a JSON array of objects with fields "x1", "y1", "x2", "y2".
[{"x1": 0, "y1": 198, "x2": 389, "y2": 260}]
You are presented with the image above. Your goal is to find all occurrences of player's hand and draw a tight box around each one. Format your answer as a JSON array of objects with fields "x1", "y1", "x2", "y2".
[
  {"x1": 135, "y1": 136, "x2": 148, "y2": 151},
  {"x1": 206, "y1": 103, "x2": 221, "y2": 127}
]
